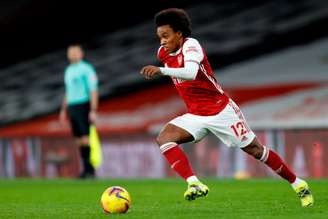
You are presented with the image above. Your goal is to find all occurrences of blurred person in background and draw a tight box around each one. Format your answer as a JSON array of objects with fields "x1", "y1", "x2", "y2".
[
  {"x1": 59, "y1": 44, "x2": 98, "y2": 179},
  {"x1": 140, "y1": 8, "x2": 313, "y2": 207}
]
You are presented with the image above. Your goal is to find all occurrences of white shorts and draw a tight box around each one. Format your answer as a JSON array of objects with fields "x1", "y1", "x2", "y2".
[{"x1": 169, "y1": 100, "x2": 256, "y2": 148}]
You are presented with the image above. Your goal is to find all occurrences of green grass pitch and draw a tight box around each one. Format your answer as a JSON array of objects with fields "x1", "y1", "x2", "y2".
[{"x1": 0, "y1": 178, "x2": 327, "y2": 219}]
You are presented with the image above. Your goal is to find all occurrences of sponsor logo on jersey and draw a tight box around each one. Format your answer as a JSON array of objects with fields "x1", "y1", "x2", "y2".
[{"x1": 186, "y1": 46, "x2": 199, "y2": 53}]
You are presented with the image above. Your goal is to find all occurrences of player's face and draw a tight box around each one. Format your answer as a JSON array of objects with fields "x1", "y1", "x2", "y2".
[
  {"x1": 157, "y1": 25, "x2": 183, "y2": 53},
  {"x1": 67, "y1": 46, "x2": 84, "y2": 63}
]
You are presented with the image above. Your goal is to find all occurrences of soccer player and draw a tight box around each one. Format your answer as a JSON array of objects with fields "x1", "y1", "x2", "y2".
[
  {"x1": 60, "y1": 44, "x2": 98, "y2": 178},
  {"x1": 140, "y1": 8, "x2": 313, "y2": 207}
]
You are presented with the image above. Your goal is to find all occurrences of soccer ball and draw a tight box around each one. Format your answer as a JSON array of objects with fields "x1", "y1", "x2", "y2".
[{"x1": 100, "y1": 186, "x2": 131, "y2": 214}]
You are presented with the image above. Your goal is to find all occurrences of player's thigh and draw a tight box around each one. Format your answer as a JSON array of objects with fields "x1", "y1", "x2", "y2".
[
  {"x1": 208, "y1": 101, "x2": 256, "y2": 148},
  {"x1": 157, "y1": 114, "x2": 208, "y2": 145}
]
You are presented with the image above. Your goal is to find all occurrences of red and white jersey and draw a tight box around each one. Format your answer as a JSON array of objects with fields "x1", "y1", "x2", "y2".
[{"x1": 157, "y1": 37, "x2": 229, "y2": 116}]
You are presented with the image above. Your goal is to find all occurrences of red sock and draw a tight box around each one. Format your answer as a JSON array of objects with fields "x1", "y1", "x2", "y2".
[
  {"x1": 160, "y1": 142, "x2": 194, "y2": 180},
  {"x1": 262, "y1": 148, "x2": 296, "y2": 183}
]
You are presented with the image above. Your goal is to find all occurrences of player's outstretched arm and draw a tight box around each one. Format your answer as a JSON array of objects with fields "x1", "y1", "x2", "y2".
[
  {"x1": 159, "y1": 61, "x2": 198, "y2": 80},
  {"x1": 140, "y1": 61, "x2": 199, "y2": 81}
]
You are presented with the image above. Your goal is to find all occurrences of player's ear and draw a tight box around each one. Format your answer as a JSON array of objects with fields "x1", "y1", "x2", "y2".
[{"x1": 177, "y1": 31, "x2": 183, "y2": 38}]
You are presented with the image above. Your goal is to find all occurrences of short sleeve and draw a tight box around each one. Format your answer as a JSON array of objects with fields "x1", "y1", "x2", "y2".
[
  {"x1": 85, "y1": 64, "x2": 98, "y2": 92},
  {"x1": 157, "y1": 46, "x2": 166, "y2": 63},
  {"x1": 182, "y1": 38, "x2": 204, "y2": 64}
]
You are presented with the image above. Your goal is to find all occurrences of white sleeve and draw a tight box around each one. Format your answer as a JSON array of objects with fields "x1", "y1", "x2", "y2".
[
  {"x1": 182, "y1": 38, "x2": 204, "y2": 64},
  {"x1": 159, "y1": 61, "x2": 199, "y2": 80}
]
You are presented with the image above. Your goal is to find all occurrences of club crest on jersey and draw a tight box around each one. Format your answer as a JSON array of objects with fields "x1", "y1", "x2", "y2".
[{"x1": 177, "y1": 55, "x2": 183, "y2": 66}]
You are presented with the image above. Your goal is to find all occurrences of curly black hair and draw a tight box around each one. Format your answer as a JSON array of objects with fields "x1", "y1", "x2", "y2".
[{"x1": 155, "y1": 8, "x2": 192, "y2": 38}]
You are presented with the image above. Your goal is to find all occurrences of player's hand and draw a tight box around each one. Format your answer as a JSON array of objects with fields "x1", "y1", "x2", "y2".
[
  {"x1": 59, "y1": 109, "x2": 67, "y2": 125},
  {"x1": 89, "y1": 110, "x2": 97, "y2": 124},
  {"x1": 140, "y1": 65, "x2": 161, "y2": 79}
]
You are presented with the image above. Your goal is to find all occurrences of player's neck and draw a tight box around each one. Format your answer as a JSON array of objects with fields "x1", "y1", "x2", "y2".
[
  {"x1": 177, "y1": 38, "x2": 185, "y2": 51},
  {"x1": 170, "y1": 38, "x2": 185, "y2": 54},
  {"x1": 70, "y1": 60, "x2": 82, "y2": 64}
]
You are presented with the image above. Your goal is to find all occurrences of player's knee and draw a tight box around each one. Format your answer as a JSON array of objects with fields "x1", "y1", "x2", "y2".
[
  {"x1": 156, "y1": 134, "x2": 168, "y2": 146},
  {"x1": 243, "y1": 140, "x2": 264, "y2": 159},
  {"x1": 156, "y1": 132, "x2": 176, "y2": 146},
  {"x1": 253, "y1": 147, "x2": 264, "y2": 159},
  {"x1": 156, "y1": 135, "x2": 162, "y2": 146}
]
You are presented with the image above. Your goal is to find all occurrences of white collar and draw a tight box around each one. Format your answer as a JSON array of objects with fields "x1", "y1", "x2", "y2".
[{"x1": 169, "y1": 48, "x2": 182, "y2": 56}]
